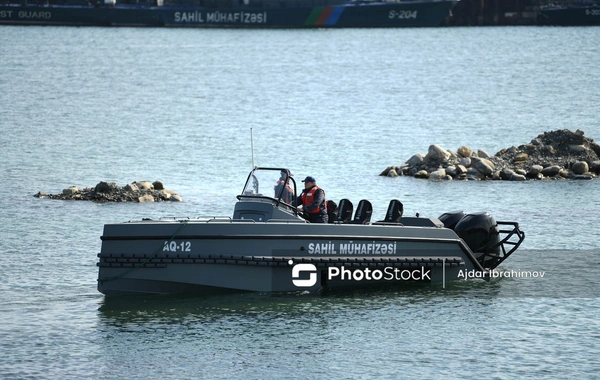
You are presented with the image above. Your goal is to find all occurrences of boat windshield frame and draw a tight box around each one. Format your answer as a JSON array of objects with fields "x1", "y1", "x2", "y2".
[{"x1": 237, "y1": 167, "x2": 299, "y2": 210}]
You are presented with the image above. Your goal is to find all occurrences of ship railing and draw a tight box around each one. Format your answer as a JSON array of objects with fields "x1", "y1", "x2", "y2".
[{"x1": 478, "y1": 221, "x2": 525, "y2": 270}]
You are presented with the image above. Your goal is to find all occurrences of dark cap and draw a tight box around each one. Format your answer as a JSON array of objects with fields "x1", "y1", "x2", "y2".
[{"x1": 302, "y1": 176, "x2": 316, "y2": 183}]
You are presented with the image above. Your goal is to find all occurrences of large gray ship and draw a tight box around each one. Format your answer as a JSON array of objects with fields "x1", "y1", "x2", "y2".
[
  {"x1": 97, "y1": 167, "x2": 525, "y2": 295},
  {"x1": 0, "y1": 0, "x2": 457, "y2": 27}
]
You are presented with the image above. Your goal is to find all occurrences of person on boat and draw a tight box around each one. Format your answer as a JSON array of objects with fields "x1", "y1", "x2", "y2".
[
  {"x1": 274, "y1": 171, "x2": 294, "y2": 204},
  {"x1": 295, "y1": 176, "x2": 328, "y2": 223}
]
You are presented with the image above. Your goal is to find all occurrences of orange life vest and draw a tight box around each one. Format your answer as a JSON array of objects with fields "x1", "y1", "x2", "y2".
[{"x1": 301, "y1": 186, "x2": 326, "y2": 214}]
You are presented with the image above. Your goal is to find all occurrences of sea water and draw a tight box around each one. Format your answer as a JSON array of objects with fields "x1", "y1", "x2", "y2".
[{"x1": 0, "y1": 25, "x2": 599, "y2": 379}]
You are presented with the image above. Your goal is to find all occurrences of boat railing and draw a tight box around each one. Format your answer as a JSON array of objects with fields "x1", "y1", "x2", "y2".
[
  {"x1": 479, "y1": 221, "x2": 526, "y2": 270},
  {"x1": 266, "y1": 219, "x2": 308, "y2": 224}
]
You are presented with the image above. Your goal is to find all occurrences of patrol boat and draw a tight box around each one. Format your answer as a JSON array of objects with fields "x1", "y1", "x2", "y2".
[
  {"x1": 0, "y1": 0, "x2": 457, "y2": 28},
  {"x1": 97, "y1": 167, "x2": 525, "y2": 295}
]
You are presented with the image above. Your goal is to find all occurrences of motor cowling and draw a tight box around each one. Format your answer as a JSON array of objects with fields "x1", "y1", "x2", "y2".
[
  {"x1": 453, "y1": 212, "x2": 501, "y2": 266},
  {"x1": 438, "y1": 211, "x2": 467, "y2": 230}
]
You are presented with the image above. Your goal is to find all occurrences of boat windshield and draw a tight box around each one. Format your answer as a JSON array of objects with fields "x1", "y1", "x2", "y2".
[{"x1": 241, "y1": 167, "x2": 297, "y2": 205}]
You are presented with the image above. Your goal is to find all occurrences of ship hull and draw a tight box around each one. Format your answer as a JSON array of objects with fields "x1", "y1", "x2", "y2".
[
  {"x1": 0, "y1": 1, "x2": 457, "y2": 27},
  {"x1": 539, "y1": 6, "x2": 600, "y2": 25}
]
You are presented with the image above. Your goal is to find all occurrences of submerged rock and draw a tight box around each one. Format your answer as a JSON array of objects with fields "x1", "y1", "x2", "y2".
[
  {"x1": 34, "y1": 181, "x2": 182, "y2": 202},
  {"x1": 382, "y1": 129, "x2": 600, "y2": 181}
]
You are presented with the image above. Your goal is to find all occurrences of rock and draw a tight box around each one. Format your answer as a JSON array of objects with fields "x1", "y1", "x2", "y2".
[
  {"x1": 456, "y1": 165, "x2": 468, "y2": 175},
  {"x1": 445, "y1": 166, "x2": 458, "y2": 177},
  {"x1": 475, "y1": 160, "x2": 493, "y2": 176},
  {"x1": 466, "y1": 168, "x2": 484, "y2": 180},
  {"x1": 387, "y1": 169, "x2": 399, "y2": 178},
  {"x1": 95, "y1": 181, "x2": 118, "y2": 193},
  {"x1": 541, "y1": 165, "x2": 561, "y2": 177},
  {"x1": 459, "y1": 157, "x2": 472, "y2": 168},
  {"x1": 35, "y1": 181, "x2": 182, "y2": 203},
  {"x1": 34, "y1": 191, "x2": 47, "y2": 198},
  {"x1": 510, "y1": 173, "x2": 527, "y2": 181},
  {"x1": 500, "y1": 168, "x2": 514, "y2": 180},
  {"x1": 406, "y1": 154, "x2": 425, "y2": 167},
  {"x1": 514, "y1": 153, "x2": 529, "y2": 162},
  {"x1": 477, "y1": 149, "x2": 491, "y2": 159},
  {"x1": 383, "y1": 129, "x2": 600, "y2": 181},
  {"x1": 62, "y1": 186, "x2": 80, "y2": 195},
  {"x1": 414, "y1": 170, "x2": 429, "y2": 179},
  {"x1": 457, "y1": 146, "x2": 472, "y2": 158},
  {"x1": 569, "y1": 145, "x2": 586, "y2": 154},
  {"x1": 138, "y1": 194, "x2": 155, "y2": 203},
  {"x1": 574, "y1": 174, "x2": 593, "y2": 180},
  {"x1": 528, "y1": 165, "x2": 543, "y2": 176},
  {"x1": 152, "y1": 180, "x2": 165, "y2": 190},
  {"x1": 425, "y1": 144, "x2": 450, "y2": 162},
  {"x1": 429, "y1": 169, "x2": 447, "y2": 181},
  {"x1": 170, "y1": 194, "x2": 183, "y2": 202},
  {"x1": 572, "y1": 161, "x2": 589, "y2": 175},
  {"x1": 124, "y1": 183, "x2": 139, "y2": 192},
  {"x1": 380, "y1": 166, "x2": 393, "y2": 176},
  {"x1": 135, "y1": 181, "x2": 153, "y2": 190}
]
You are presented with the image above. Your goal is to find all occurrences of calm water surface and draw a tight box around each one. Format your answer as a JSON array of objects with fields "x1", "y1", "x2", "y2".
[{"x1": 0, "y1": 25, "x2": 599, "y2": 379}]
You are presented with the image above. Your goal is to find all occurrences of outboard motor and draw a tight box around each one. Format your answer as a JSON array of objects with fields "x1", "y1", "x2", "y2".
[
  {"x1": 326, "y1": 200, "x2": 338, "y2": 224},
  {"x1": 453, "y1": 212, "x2": 501, "y2": 267},
  {"x1": 384, "y1": 199, "x2": 404, "y2": 223},
  {"x1": 335, "y1": 199, "x2": 353, "y2": 223},
  {"x1": 351, "y1": 199, "x2": 373, "y2": 224},
  {"x1": 438, "y1": 211, "x2": 467, "y2": 230}
]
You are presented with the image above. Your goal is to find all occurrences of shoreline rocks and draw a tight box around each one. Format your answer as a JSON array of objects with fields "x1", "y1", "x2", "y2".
[
  {"x1": 381, "y1": 129, "x2": 600, "y2": 181},
  {"x1": 35, "y1": 180, "x2": 182, "y2": 202}
]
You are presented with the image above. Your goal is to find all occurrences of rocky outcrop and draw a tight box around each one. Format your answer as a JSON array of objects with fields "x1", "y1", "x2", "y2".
[
  {"x1": 381, "y1": 129, "x2": 600, "y2": 181},
  {"x1": 34, "y1": 180, "x2": 182, "y2": 202}
]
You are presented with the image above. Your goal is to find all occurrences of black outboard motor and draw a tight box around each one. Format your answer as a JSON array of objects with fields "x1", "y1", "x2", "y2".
[
  {"x1": 335, "y1": 199, "x2": 353, "y2": 223},
  {"x1": 453, "y1": 212, "x2": 501, "y2": 267},
  {"x1": 351, "y1": 199, "x2": 373, "y2": 224},
  {"x1": 438, "y1": 211, "x2": 467, "y2": 230},
  {"x1": 326, "y1": 200, "x2": 338, "y2": 224}
]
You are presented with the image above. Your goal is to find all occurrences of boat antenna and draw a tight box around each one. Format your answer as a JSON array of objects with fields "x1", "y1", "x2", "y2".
[{"x1": 250, "y1": 128, "x2": 255, "y2": 169}]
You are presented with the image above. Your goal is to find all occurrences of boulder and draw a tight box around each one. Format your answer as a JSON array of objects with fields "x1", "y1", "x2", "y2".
[
  {"x1": 138, "y1": 194, "x2": 155, "y2": 203},
  {"x1": 514, "y1": 153, "x2": 529, "y2": 163},
  {"x1": 152, "y1": 180, "x2": 165, "y2": 190},
  {"x1": 62, "y1": 186, "x2": 80, "y2": 195},
  {"x1": 572, "y1": 161, "x2": 589, "y2": 175},
  {"x1": 124, "y1": 183, "x2": 139, "y2": 192},
  {"x1": 170, "y1": 194, "x2": 183, "y2": 202},
  {"x1": 414, "y1": 170, "x2": 429, "y2": 179},
  {"x1": 135, "y1": 181, "x2": 153, "y2": 190},
  {"x1": 406, "y1": 154, "x2": 425, "y2": 167},
  {"x1": 387, "y1": 168, "x2": 399, "y2": 178},
  {"x1": 95, "y1": 181, "x2": 118, "y2": 193},
  {"x1": 466, "y1": 168, "x2": 484, "y2": 180},
  {"x1": 477, "y1": 149, "x2": 491, "y2": 159},
  {"x1": 541, "y1": 165, "x2": 561, "y2": 177},
  {"x1": 429, "y1": 169, "x2": 447, "y2": 181},
  {"x1": 425, "y1": 144, "x2": 450, "y2": 162},
  {"x1": 510, "y1": 173, "x2": 527, "y2": 181},
  {"x1": 459, "y1": 157, "x2": 472, "y2": 168},
  {"x1": 528, "y1": 165, "x2": 543, "y2": 176},
  {"x1": 475, "y1": 160, "x2": 494, "y2": 176},
  {"x1": 457, "y1": 146, "x2": 472, "y2": 158}
]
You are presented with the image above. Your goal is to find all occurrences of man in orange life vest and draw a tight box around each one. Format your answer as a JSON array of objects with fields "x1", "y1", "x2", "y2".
[{"x1": 295, "y1": 176, "x2": 328, "y2": 223}]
